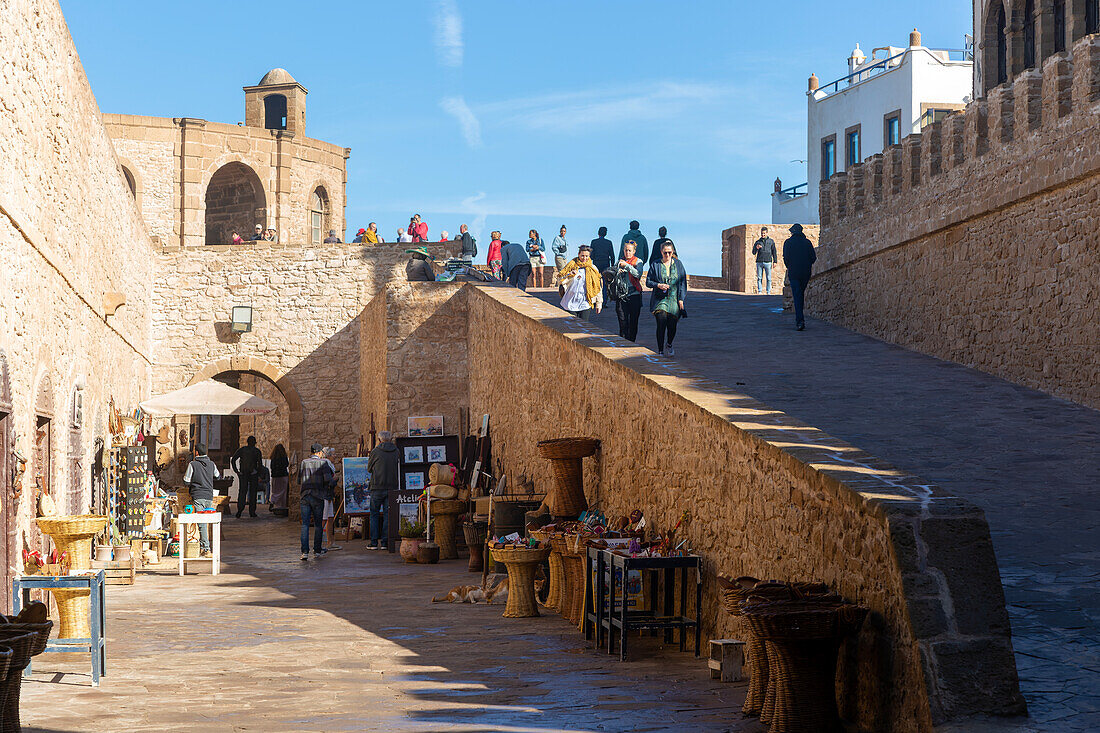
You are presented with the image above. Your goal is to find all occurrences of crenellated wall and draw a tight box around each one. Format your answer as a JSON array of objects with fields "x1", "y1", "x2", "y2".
[{"x1": 815, "y1": 35, "x2": 1100, "y2": 410}]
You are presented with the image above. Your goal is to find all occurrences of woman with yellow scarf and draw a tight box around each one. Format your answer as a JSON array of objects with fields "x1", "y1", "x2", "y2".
[{"x1": 558, "y1": 245, "x2": 604, "y2": 321}]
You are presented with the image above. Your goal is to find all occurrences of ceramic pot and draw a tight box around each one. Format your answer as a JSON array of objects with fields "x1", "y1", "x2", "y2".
[
  {"x1": 399, "y1": 537, "x2": 423, "y2": 563},
  {"x1": 112, "y1": 544, "x2": 131, "y2": 563},
  {"x1": 94, "y1": 545, "x2": 113, "y2": 563}
]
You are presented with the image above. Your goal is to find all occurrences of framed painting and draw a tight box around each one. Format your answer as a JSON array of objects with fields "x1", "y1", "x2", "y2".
[
  {"x1": 342, "y1": 457, "x2": 371, "y2": 515},
  {"x1": 408, "y1": 415, "x2": 444, "y2": 437},
  {"x1": 405, "y1": 472, "x2": 426, "y2": 491},
  {"x1": 426, "y1": 445, "x2": 447, "y2": 463},
  {"x1": 403, "y1": 445, "x2": 425, "y2": 464}
]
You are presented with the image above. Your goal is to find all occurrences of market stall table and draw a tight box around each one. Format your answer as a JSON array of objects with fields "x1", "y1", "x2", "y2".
[{"x1": 175, "y1": 513, "x2": 222, "y2": 576}]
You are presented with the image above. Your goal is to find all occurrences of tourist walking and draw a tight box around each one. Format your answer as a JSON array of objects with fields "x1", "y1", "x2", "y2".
[
  {"x1": 405, "y1": 246, "x2": 436, "y2": 282},
  {"x1": 268, "y1": 443, "x2": 290, "y2": 515},
  {"x1": 558, "y1": 245, "x2": 603, "y2": 321},
  {"x1": 782, "y1": 223, "x2": 816, "y2": 331},
  {"x1": 526, "y1": 230, "x2": 546, "y2": 288},
  {"x1": 752, "y1": 227, "x2": 778, "y2": 294},
  {"x1": 651, "y1": 226, "x2": 675, "y2": 265},
  {"x1": 458, "y1": 224, "x2": 477, "y2": 261},
  {"x1": 619, "y1": 220, "x2": 649, "y2": 264},
  {"x1": 298, "y1": 443, "x2": 335, "y2": 559},
  {"x1": 487, "y1": 231, "x2": 503, "y2": 279},
  {"x1": 551, "y1": 225, "x2": 568, "y2": 274},
  {"x1": 324, "y1": 229, "x2": 341, "y2": 244},
  {"x1": 182, "y1": 442, "x2": 218, "y2": 558},
  {"x1": 646, "y1": 241, "x2": 687, "y2": 356},
  {"x1": 501, "y1": 239, "x2": 532, "y2": 290},
  {"x1": 366, "y1": 431, "x2": 400, "y2": 550},
  {"x1": 365, "y1": 222, "x2": 382, "y2": 243},
  {"x1": 614, "y1": 240, "x2": 645, "y2": 341},
  {"x1": 322, "y1": 447, "x2": 341, "y2": 551},
  {"x1": 590, "y1": 226, "x2": 616, "y2": 303},
  {"x1": 231, "y1": 435, "x2": 263, "y2": 518}
]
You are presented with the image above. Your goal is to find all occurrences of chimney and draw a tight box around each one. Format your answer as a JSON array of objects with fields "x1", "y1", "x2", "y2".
[
  {"x1": 910, "y1": 28, "x2": 922, "y2": 48},
  {"x1": 808, "y1": 73, "x2": 819, "y2": 92}
]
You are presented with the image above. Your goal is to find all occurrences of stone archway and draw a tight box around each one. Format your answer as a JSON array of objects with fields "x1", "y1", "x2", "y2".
[
  {"x1": 204, "y1": 162, "x2": 267, "y2": 245},
  {"x1": 188, "y1": 356, "x2": 304, "y2": 461}
]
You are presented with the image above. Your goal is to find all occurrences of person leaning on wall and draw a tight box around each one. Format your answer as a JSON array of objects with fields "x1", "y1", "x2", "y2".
[{"x1": 405, "y1": 246, "x2": 436, "y2": 282}]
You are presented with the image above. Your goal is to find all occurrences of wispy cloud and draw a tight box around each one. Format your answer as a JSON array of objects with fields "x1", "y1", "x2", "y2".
[
  {"x1": 433, "y1": 0, "x2": 463, "y2": 68},
  {"x1": 440, "y1": 96, "x2": 482, "y2": 148},
  {"x1": 478, "y1": 81, "x2": 731, "y2": 134}
]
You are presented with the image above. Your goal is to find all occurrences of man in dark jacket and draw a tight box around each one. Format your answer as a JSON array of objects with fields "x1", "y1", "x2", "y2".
[
  {"x1": 618, "y1": 220, "x2": 649, "y2": 263},
  {"x1": 458, "y1": 224, "x2": 477, "y2": 260},
  {"x1": 231, "y1": 435, "x2": 263, "y2": 519},
  {"x1": 366, "y1": 431, "x2": 400, "y2": 549},
  {"x1": 782, "y1": 223, "x2": 817, "y2": 331},
  {"x1": 500, "y1": 240, "x2": 532, "y2": 291},
  {"x1": 752, "y1": 227, "x2": 778, "y2": 294},
  {"x1": 405, "y1": 247, "x2": 436, "y2": 281},
  {"x1": 298, "y1": 442, "x2": 335, "y2": 559},
  {"x1": 183, "y1": 442, "x2": 219, "y2": 557},
  {"x1": 590, "y1": 227, "x2": 616, "y2": 304}
]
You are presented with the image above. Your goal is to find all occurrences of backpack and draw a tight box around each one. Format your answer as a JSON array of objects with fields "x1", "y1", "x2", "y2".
[{"x1": 607, "y1": 268, "x2": 631, "y2": 302}]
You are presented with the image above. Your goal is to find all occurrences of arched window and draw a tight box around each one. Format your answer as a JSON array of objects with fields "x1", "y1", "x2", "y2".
[
  {"x1": 264, "y1": 94, "x2": 288, "y2": 130},
  {"x1": 1054, "y1": 0, "x2": 1067, "y2": 53},
  {"x1": 996, "y1": 3, "x2": 1008, "y2": 85},
  {"x1": 1023, "y1": 0, "x2": 1036, "y2": 68},
  {"x1": 310, "y1": 187, "x2": 330, "y2": 245},
  {"x1": 204, "y1": 162, "x2": 267, "y2": 245}
]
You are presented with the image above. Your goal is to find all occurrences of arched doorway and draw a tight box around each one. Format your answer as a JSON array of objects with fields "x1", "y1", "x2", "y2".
[
  {"x1": 204, "y1": 162, "x2": 267, "y2": 245},
  {"x1": 187, "y1": 357, "x2": 304, "y2": 511}
]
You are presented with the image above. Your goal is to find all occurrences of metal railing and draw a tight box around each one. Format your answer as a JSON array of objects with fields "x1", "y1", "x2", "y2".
[
  {"x1": 816, "y1": 48, "x2": 969, "y2": 98},
  {"x1": 775, "y1": 182, "x2": 808, "y2": 198}
]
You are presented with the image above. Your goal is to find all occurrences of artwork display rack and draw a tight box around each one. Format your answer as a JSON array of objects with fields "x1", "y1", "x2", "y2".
[{"x1": 389, "y1": 434, "x2": 461, "y2": 552}]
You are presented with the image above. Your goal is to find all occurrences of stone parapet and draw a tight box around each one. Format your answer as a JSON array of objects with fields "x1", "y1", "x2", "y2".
[{"x1": 814, "y1": 34, "x2": 1100, "y2": 409}]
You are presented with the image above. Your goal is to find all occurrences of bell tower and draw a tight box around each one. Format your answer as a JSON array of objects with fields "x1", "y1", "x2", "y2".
[{"x1": 243, "y1": 68, "x2": 307, "y2": 136}]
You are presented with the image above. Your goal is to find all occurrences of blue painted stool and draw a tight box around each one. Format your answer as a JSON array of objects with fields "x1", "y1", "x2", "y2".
[{"x1": 13, "y1": 571, "x2": 106, "y2": 686}]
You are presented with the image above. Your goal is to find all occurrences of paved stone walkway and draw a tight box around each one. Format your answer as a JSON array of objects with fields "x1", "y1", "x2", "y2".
[
  {"x1": 534, "y1": 288, "x2": 1100, "y2": 732},
  {"x1": 22, "y1": 517, "x2": 757, "y2": 732}
]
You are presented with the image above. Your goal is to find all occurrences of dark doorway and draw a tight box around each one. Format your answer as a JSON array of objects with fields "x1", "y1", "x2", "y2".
[
  {"x1": 264, "y1": 94, "x2": 288, "y2": 130},
  {"x1": 1023, "y1": 0, "x2": 1036, "y2": 68},
  {"x1": 997, "y1": 3, "x2": 1008, "y2": 85},
  {"x1": 204, "y1": 162, "x2": 267, "y2": 245}
]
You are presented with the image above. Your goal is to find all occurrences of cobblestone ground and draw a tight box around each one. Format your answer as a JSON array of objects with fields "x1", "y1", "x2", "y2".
[
  {"x1": 21, "y1": 517, "x2": 757, "y2": 733},
  {"x1": 535, "y1": 288, "x2": 1100, "y2": 732}
]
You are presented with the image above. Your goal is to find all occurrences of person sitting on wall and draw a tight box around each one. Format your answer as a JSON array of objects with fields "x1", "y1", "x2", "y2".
[
  {"x1": 353, "y1": 228, "x2": 367, "y2": 243},
  {"x1": 500, "y1": 238, "x2": 532, "y2": 291},
  {"x1": 782, "y1": 223, "x2": 816, "y2": 331},
  {"x1": 405, "y1": 246, "x2": 436, "y2": 282},
  {"x1": 324, "y1": 229, "x2": 341, "y2": 244},
  {"x1": 251, "y1": 224, "x2": 264, "y2": 241}
]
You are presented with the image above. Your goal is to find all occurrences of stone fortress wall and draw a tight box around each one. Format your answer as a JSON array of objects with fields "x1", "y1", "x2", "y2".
[
  {"x1": 103, "y1": 102, "x2": 349, "y2": 248},
  {"x1": 813, "y1": 34, "x2": 1100, "y2": 410},
  {"x1": 0, "y1": 0, "x2": 156, "y2": 601},
  {"x1": 351, "y1": 282, "x2": 1026, "y2": 732},
  {"x1": 722, "y1": 224, "x2": 821, "y2": 293}
]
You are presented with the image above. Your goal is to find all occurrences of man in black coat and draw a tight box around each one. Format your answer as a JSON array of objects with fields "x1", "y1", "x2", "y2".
[
  {"x1": 231, "y1": 435, "x2": 263, "y2": 518},
  {"x1": 366, "y1": 431, "x2": 400, "y2": 550},
  {"x1": 782, "y1": 223, "x2": 817, "y2": 331},
  {"x1": 752, "y1": 227, "x2": 778, "y2": 294},
  {"x1": 589, "y1": 227, "x2": 616, "y2": 304}
]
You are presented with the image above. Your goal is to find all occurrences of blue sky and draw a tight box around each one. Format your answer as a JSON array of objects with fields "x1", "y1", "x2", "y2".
[{"x1": 61, "y1": 0, "x2": 970, "y2": 275}]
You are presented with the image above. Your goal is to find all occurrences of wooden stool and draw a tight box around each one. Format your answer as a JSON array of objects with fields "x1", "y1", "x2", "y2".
[
  {"x1": 709, "y1": 639, "x2": 746, "y2": 682},
  {"x1": 431, "y1": 500, "x2": 466, "y2": 560},
  {"x1": 491, "y1": 545, "x2": 551, "y2": 618}
]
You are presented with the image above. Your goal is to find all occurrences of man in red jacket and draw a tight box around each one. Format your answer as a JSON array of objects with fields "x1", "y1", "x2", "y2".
[{"x1": 409, "y1": 214, "x2": 429, "y2": 243}]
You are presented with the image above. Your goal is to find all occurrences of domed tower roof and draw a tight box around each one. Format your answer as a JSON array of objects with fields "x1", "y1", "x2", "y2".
[{"x1": 257, "y1": 68, "x2": 297, "y2": 87}]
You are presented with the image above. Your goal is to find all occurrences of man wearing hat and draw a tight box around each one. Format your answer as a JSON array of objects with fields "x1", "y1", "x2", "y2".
[
  {"x1": 353, "y1": 228, "x2": 367, "y2": 243},
  {"x1": 298, "y1": 443, "x2": 335, "y2": 559},
  {"x1": 250, "y1": 224, "x2": 264, "y2": 241},
  {"x1": 324, "y1": 229, "x2": 341, "y2": 244},
  {"x1": 782, "y1": 223, "x2": 817, "y2": 331},
  {"x1": 405, "y1": 246, "x2": 436, "y2": 281}
]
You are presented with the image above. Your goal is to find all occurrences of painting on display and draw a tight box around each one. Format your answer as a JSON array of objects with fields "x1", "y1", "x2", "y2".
[
  {"x1": 403, "y1": 446, "x2": 424, "y2": 464},
  {"x1": 405, "y1": 472, "x2": 425, "y2": 492},
  {"x1": 426, "y1": 445, "x2": 447, "y2": 463},
  {"x1": 407, "y1": 415, "x2": 444, "y2": 437},
  {"x1": 342, "y1": 457, "x2": 371, "y2": 515}
]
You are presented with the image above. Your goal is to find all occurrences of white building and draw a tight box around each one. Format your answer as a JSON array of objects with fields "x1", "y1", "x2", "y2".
[{"x1": 773, "y1": 29, "x2": 973, "y2": 225}]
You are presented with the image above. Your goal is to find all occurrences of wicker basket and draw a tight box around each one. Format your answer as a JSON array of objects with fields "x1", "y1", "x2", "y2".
[
  {"x1": 462, "y1": 522, "x2": 486, "y2": 573},
  {"x1": 490, "y1": 546, "x2": 551, "y2": 619},
  {"x1": 742, "y1": 601, "x2": 844, "y2": 641},
  {"x1": 36, "y1": 515, "x2": 108, "y2": 572},
  {"x1": 0, "y1": 621, "x2": 52, "y2": 657},
  {"x1": 536, "y1": 438, "x2": 599, "y2": 460},
  {"x1": 0, "y1": 630, "x2": 36, "y2": 733}
]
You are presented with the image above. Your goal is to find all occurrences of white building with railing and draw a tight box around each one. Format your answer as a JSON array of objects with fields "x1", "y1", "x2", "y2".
[{"x1": 772, "y1": 29, "x2": 973, "y2": 226}]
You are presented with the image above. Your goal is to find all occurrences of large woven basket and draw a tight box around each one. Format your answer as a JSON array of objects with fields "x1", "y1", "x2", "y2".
[
  {"x1": 742, "y1": 601, "x2": 845, "y2": 641},
  {"x1": 36, "y1": 515, "x2": 108, "y2": 572},
  {"x1": 0, "y1": 620, "x2": 52, "y2": 656},
  {"x1": 536, "y1": 438, "x2": 599, "y2": 460},
  {"x1": 490, "y1": 545, "x2": 550, "y2": 564}
]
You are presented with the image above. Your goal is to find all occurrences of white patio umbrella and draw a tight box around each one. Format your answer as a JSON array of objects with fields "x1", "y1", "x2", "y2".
[{"x1": 139, "y1": 379, "x2": 278, "y2": 417}]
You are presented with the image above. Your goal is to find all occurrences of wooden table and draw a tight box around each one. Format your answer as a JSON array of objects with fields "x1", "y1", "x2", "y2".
[
  {"x1": 14, "y1": 571, "x2": 106, "y2": 686},
  {"x1": 175, "y1": 513, "x2": 222, "y2": 576}
]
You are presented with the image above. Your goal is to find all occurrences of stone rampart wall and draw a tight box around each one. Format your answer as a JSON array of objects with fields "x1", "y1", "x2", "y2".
[
  {"x1": 457, "y1": 285, "x2": 1023, "y2": 732},
  {"x1": 815, "y1": 36, "x2": 1100, "y2": 409},
  {"x1": 0, "y1": 0, "x2": 156, "y2": 591}
]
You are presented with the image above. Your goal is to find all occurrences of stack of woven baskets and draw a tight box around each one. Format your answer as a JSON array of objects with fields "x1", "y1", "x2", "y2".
[
  {"x1": 0, "y1": 601, "x2": 53, "y2": 733},
  {"x1": 536, "y1": 437, "x2": 598, "y2": 518},
  {"x1": 719, "y1": 577, "x2": 867, "y2": 733}
]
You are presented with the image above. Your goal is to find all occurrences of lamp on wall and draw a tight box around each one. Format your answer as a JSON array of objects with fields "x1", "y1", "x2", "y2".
[{"x1": 230, "y1": 306, "x2": 254, "y2": 334}]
